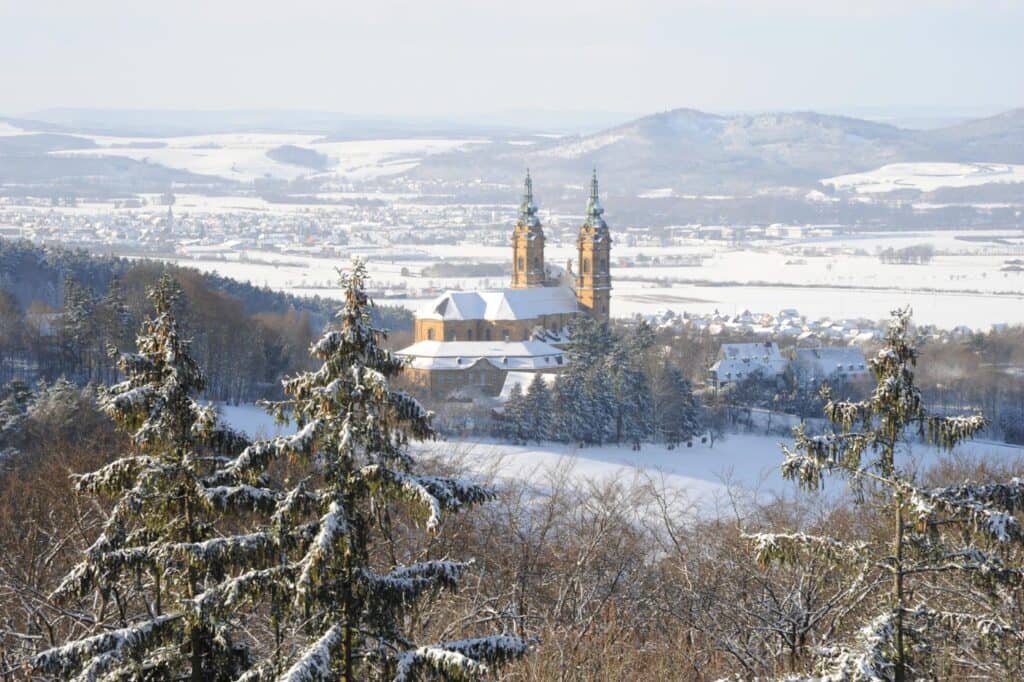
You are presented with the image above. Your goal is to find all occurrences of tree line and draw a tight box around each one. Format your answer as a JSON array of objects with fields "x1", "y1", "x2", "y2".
[
  {"x1": 0, "y1": 238, "x2": 412, "y2": 402},
  {"x1": 496, "y1": 317, "x2": 703, "y2": 449}
]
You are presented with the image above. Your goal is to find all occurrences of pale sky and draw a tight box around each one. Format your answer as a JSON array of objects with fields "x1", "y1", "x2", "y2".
[{"x1": 1, "y1": 0, "x2": 1021, "y2": 119}]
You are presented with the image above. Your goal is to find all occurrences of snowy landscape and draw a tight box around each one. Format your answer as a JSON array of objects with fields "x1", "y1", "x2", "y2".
[{"x1": 4, "y1": 2, "x2": 1024, "y2": 678}]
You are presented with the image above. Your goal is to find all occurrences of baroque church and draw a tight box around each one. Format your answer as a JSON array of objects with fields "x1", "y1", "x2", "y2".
[{"x1": 397, "y1": 170, "x2": 613, "y2": 397}]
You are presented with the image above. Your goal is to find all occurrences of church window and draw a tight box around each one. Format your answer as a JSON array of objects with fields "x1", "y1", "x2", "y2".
[{"x1": 427, "y1": 329, "x2": 435, "y2": 340}]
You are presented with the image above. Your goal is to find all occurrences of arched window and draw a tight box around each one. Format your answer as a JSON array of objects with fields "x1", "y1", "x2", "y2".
[
  {"x1": 502, "y1": 329, "x2": 510, "y2": 341},
  {"x1": 583, "y1": 259, "x2": 590, "y2": 274},
  {"x1": 518, "y1": 257, "x2": 524, "y2": 271},
  {"x1": 484, "y1": 328, "x2": 492, "y2": 341},
  {"x1": 533, "y1": 256, "x2": 540, "y2": 269},
  {"x1": 467, "y1": 329, "x2": 473, "y2": 340},
  {"x1": 427, "y1": 329, "x2": 435, "y2": 340}
]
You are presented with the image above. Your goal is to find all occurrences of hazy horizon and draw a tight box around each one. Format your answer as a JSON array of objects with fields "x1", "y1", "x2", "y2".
[{"x1": 2, "y1": 1, "x2": 1021, "y2": 123}]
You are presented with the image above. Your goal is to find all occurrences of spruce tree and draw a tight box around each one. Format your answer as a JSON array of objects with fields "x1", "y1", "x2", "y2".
[
  {"x1": 220, "y1": 259, "x2": 527, "y2": 680},
  {"x1": 652, "y1": 361, "x2": 700, "y2": 448},
  {"x1": 33, "y1": 275, "x2": 266, "y2": 681},
  {"x1": 523, "y1": 373, "x2": 552, "y2": 443},
  {"x1": 550, "y1": 371, "x2": 587, "y2": 445},
  {"x1": 750, "y1": 309, "x2": 1024, "y2": 680},
  {"x1": 498, "y1": 383, "x2": 528, "y2": 444}
]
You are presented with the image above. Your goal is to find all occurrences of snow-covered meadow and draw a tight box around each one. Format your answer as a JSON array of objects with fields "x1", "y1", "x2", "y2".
[
  {"x1": 163, "y1": 228, "x2": 1024, "y2": 329},
  {"x1": 52, "y1": 133, "x2": 488, "y2": 182},
  {"x1": 218, "y1": 403, "x2": 1024, "y2": 516},
  {"x1": 824, "y1": 162, "x2": 1024, "y2": 194}
]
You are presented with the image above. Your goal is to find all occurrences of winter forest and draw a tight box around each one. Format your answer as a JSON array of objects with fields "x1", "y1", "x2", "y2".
[{"x1": 0, "y1": 257, "x2": 1021, "y2": 681}]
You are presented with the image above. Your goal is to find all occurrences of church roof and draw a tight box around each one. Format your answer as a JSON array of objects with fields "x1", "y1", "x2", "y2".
[
  {"x1": 396, "y1": 340, "x2": 567, "y2": 371},
  {"x1": 417, "y1": 286, "x2": 579, "y2": 322}
]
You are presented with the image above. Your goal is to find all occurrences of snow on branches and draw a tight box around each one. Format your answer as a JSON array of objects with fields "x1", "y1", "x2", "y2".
[
  {"x1": 31, "y1": 613, "x2": 182, "y2": 681},
  {"x1": 755, "y1": 308, "x2": 1019, "y2": 681},
  {"x1": 393, "y1": 635, "x2": 530, "y2": 682}
]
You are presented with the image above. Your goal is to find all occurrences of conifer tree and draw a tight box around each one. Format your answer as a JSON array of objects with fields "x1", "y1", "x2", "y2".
[
  {"x1": 498, "y1": 383, "x2": 528, "y2": 444},
  {"x1": 220, "y1": 259, "x2": 527, "y2": 680},
  {"x1": 523, "y1": 373, "x2": 552, "y2": 443},
  {"x1": 550, "y1": 371, "x2": 588, "y2": 445},
  {"x1": 60, "y1": 278, "x2": 98, "y2": 379},
  {"x1": 610, "y1": 323, "x2": 655, "y2": 449},
  {"x1": 33, "y1": 275, "x2": 266, "y2": 681},
  {"x1": 749, "y1": 309, "x2": 1024, "y2": 681},
  {"x1": 651, "y1": 361, "x2": 700, "y2": 448}
]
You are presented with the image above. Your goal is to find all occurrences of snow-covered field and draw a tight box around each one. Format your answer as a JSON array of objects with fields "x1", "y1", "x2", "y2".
[
  {"x1": 164, "y1": 231, "x2": 1024, "y2": 329},
  {"x1": 218, "y1": 403, "x2": 1024, "y2": 515},
  {"x1": 51, "y1": 133, "x2": 487, "y2": 182},
  {"x1": 0, "y1": 120, "x2": 486, "y2": 183},
  {"x1": 824, "y1": 162, "x2": 1024, "y2": 194}
]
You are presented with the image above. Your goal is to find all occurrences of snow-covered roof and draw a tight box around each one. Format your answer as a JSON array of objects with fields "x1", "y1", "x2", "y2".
[
  {"x1": 417, "y1": 287, "x2": 579, "y2": 322},
  {"x1": 711, "y1": 342, "x2": 788, "y2": 381},
  {"x1": 498, "y1": 371, "x2": 558, "y2": 402},
  {"x1": 794, "y1": 347, "x2": 868, "y2": 377},
  {"x1": 396, "y1": 340, "x2": 567, "y2": 371}
]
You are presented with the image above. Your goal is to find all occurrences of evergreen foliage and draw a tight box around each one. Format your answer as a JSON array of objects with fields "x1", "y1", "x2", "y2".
[
  {"x1": 502, "y1": 317, "x2": 702, "y2": 449},
  {"x1": 751, "y1": 309, "x2": 1022, "y2": 681},
  {"x1": 35, "y1": 275, "x2": 262, "y2": 680},
  {"x1": 216, "y1": 258, "x2": 527, "y2": 680},
  {"x1": 651, "y1": 361, "x2": 701, "y2": 448}
]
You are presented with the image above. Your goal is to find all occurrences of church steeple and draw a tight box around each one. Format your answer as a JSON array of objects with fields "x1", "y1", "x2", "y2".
[
  {"x1": 584, "y1": 168, "x2": 607, "y2": 231},
  {"x1": 519, "y1": 169, "x2": 540, "y2": 228},
  {"x1": 511, "y1": 170, "x2": 547, "y2": 289},
  {"x1": 576, "y1": 169, "x2": 612, "y2": 322}
]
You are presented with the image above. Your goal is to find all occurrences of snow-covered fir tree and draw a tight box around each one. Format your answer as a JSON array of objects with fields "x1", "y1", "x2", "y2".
[
  {"x1": 218, "y1": 259, "x2": 527, "y2": 680},
  {"x1": 651, "y1": 361, "x2": 700, "y2": 449},
  {"x1": 496, "y1": 382, "x2": 528, "y2": 444},
  {"x1": 0, "y1": 379, "x2": 31, "y2": 463},
  {"x1": 550, "y1": 370, "x2": 588, "y2": 445},
  {"x1": 750, "y1": 308, "x2": 1024, "y2": 681},
  {"x1": 610, "y1": 322, "x2": 654, "y2": 449},
  {"x1": 33, "y1": 275, "x2": 264, "y2": 681},
  {"x1": 522, "y1": 373, "x2": 553, "y2": 443}
]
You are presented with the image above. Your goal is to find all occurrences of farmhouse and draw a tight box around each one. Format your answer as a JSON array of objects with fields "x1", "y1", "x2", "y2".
[{"x1": 709, "y1": 342, "x2": 788, "y2": 388}]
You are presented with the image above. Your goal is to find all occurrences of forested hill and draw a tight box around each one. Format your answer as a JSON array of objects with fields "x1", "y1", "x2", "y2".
[
  {"x1": 0, "y1": 238, "x2": 411, "y2": 329},
  {"x1": 0, "y1": 238, "x2": 412, "y2": 401}
]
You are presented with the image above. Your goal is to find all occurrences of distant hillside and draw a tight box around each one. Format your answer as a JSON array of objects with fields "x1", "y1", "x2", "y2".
[
  {"x1": 3, "y1": 107, "x2": 1024, "y2": 198},
  {"x1": 926, "y1": 109, "x2": 1024, "y2": 164},
  {"x1": 413, "y1": 107, "x2": 1024, "y2": 193}
]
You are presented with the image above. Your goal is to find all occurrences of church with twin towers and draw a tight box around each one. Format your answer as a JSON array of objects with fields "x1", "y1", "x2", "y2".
[{"x1": 397, "y1": 171, "x2": 613, "y2": 397}]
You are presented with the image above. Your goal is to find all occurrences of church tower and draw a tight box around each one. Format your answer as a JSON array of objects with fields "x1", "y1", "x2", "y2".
[
  {"x1": 576, "y1": 169, "x2": 612, "y2": 322},
  {"x1": 511, "y1": 170, "x2": 546, "y2": 289}
]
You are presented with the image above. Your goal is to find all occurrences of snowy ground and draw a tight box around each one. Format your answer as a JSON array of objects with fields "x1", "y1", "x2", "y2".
[
  {"x1": 37, "y1": 127, "x2": 488, "y2": 183},
  {"x1": 823, "y1": 162, "x2": 1024, "y2": 194},
  {"x1": 167, "y1": 231, "x2": 1024, "y2": 329},
  {"x1": 218, "y1": 403, "x2": 1024, "y2": 516}
]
